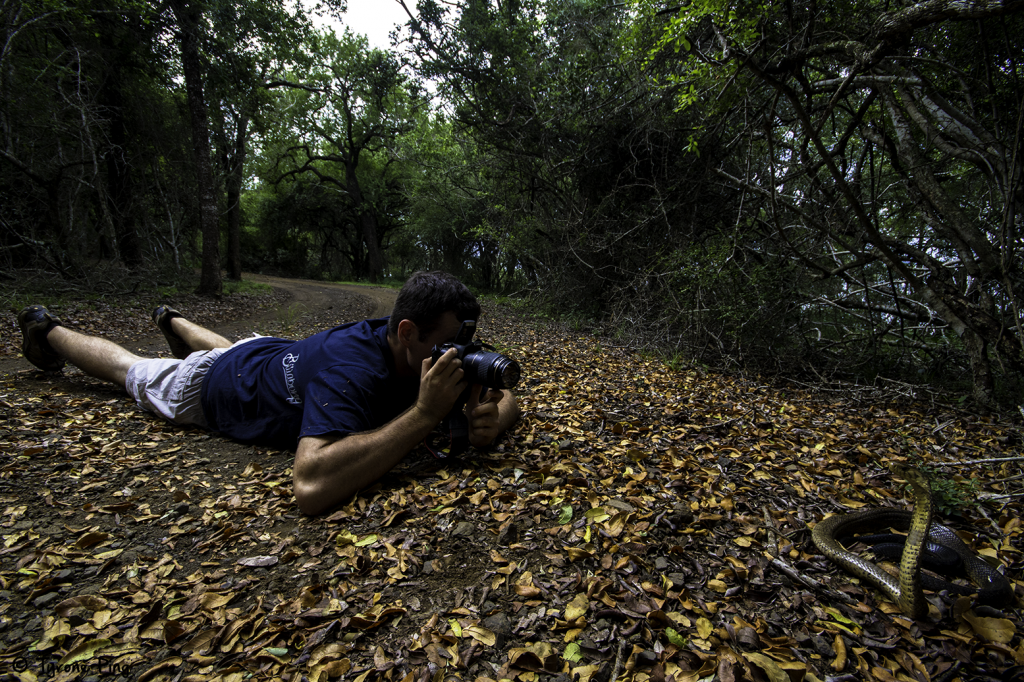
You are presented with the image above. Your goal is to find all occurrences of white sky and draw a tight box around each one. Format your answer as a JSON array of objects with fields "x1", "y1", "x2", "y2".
[{"x1": 316, "y1": 0, "x2": 413, "y2": 51}]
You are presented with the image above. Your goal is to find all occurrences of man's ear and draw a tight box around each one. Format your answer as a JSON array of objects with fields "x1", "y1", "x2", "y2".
[{"x1": 396, "y1": 319, "x2": 417, "y2": 347}]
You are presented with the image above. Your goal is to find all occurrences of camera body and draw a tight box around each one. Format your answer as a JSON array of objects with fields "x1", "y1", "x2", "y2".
[{"x1": 431, "y1": 320, "x2": 521, "y2": 390}]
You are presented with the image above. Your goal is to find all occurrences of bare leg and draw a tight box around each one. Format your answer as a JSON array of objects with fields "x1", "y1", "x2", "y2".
[
  {"x1": 46, "y1": 327, "x2": 142, "y2": 387},
  {"x1": 169, "y1": 317, "x2": 232, "y2": 351}
]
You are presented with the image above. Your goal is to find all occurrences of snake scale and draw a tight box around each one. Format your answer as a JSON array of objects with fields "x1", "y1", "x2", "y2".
[{"x1": 812, "y1": 466, "x2": 1013, "y2": 618}]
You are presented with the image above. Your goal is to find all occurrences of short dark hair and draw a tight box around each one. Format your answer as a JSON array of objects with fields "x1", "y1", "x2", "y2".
[{"x1": 388, "y1": 271, "x2": 481, "y2": 340}]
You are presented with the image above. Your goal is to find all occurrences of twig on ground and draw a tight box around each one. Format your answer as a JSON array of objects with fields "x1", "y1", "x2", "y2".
[
  {"x1": 762, "y1": 506, "x2": 859, "y2": 607},
  {"x1": 693, "y1": 416, "x2": 743, "y2": 431},
  {"x1": 989, "y1": 472, "x2": 1024, "y2": 484},
  {"x1": 610, "y1": 639, "x2": 628, "y2": 682},
  {"x1": 979, "y1": 492, "x2": 1024, "y2": 501},
  {"x1": 932, "y1": 456, "x2": 1024, "y2": 467},
  {"x1": 972, "y1": 503, "x2": 1004, "y2": 535},
  {"x1": 769, "y1": 558, "x2": 859, "y2": 606}
]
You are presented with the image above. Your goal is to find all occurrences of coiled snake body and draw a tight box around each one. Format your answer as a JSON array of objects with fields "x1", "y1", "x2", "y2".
[{"x1": 812, "y1": 466, "x2": 1013, "y2": 618}]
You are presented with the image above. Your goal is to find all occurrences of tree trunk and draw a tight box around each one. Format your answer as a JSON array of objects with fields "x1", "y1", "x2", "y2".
[
  {"x1": 101, "y1": 61, "x2": 141, "y2": 267},
  {"x1": 344, "y1": 159, "x2": 383, "y2": 282},
  {"x1": 964, "y1": 329, "x2": 995, "y2": 405},
  {"x1": 225, "y1": 112, "x2": 248, "y2": 281},
  {"x1": 358, "y1": 210, "x2": 384, "y2": 283},
  {"x1": 169, "y1": 0, "x2": 221, "y2": 296}
]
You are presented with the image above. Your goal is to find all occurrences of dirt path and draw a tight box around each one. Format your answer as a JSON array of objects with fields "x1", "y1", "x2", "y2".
[
  {"x1": 242, "y1": 273, "x2": 397, "y2": 319},
  {"x1": 185, "y1": 274, "x2": 398, "y2": 349}
]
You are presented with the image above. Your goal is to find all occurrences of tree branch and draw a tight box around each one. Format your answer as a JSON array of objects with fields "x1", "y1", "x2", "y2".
[{"x1": 873, "y1": 0, "x2": 1024, "y2": 41}]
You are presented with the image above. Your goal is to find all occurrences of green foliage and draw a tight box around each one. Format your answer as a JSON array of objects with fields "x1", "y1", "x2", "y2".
[
  {"x1": 245, "y1": 28, "x2": 422, "y2": 282},
  {"x1": 630, "y1": 0, "x2": 1024, "y2": 401},
  {"x1": 276, "y1": 303, "x2": 305, "y2": 334},
  {"x1": 0, "y1": 0, "x2": 322, "y2": 283},
  {"x1": 929, "y1": 474, "x2": 981, "y2": 517},
  {"x1": 394, "y1": 115, "x2": 511, "y2": 288},
  {"x1": 223, "y1": 280, "x2": 272, "y2": 296},
  {"x1": 901, "y1": 466, "x2": 983, "y2": 517},
  {"x1": 405, "y1": 0, "x2": 738, "y2": 314},
  {"x1": 663, "y1": 352, "x2": 689, "y2": 373}
]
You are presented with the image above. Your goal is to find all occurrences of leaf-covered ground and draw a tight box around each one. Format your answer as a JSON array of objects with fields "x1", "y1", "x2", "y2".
[{"x1": 1, "y1": 277, "x2": 1023, "y2": 682}]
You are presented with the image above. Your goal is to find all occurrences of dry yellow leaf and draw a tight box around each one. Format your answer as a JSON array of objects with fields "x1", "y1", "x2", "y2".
[
  {"x1": 564, "y1": 593, "x2": 589, "y2": 621},
  {"x1": 963, "y1": 611, "x2": 1016, "y2": 644},
  {"x1": 744, "y1": 652, "x2": 790, "y2": 682},
  {"x1": 696, "y1": 617, "x2": 713, "y2": 639},
  {"x1": 706, "y1": 579, "x2": 728, "y2": 593}
]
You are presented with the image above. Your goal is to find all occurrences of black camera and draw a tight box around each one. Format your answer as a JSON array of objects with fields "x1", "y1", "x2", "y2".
[{"x1": 431, "y1": 320, "x2": 521, "y2": 390}]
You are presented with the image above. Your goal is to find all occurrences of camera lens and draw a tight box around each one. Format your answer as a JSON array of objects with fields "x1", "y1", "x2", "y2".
[
  {"x1": 463, "y1": 350, "x2": 522, "y2": 389},
  {"x1": 493, "y1": 356, "x2": 521, "y2": 389}
]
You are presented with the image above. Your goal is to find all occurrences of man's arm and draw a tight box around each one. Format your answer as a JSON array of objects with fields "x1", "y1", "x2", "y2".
[{"x1": 293, "y1": 348, "x2": 465, "y2": 516}]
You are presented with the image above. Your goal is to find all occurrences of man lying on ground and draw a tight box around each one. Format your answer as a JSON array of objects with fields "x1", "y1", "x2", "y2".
[{"x1": 17, "y1": 271, "x2": 519, "y2": 515}]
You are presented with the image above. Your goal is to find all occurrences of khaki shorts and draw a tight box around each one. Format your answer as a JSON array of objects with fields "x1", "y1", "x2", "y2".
[{"x1": 124, "y1": 336, "x2": 261, "y2": 427}]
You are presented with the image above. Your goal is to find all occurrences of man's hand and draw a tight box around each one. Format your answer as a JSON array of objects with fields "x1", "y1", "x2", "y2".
[
  {"x1": 415, "y1": 347, "x2": 466, "y2": 423},
  {"x1": 466, "y1": 384, "x2": 506, "y2": 447}
]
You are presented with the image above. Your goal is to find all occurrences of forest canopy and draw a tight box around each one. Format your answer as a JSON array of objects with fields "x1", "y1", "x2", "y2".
[{"x1": 1, "y1": 0, "x2": 1022, "y2": 404}]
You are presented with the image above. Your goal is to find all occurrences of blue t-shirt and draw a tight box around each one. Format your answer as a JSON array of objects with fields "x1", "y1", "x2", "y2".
[{"x1": 200, "y1": 318, "x2": 420, "y2": 448}]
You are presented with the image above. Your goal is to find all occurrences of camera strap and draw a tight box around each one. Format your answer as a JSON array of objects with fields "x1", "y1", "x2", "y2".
[
  {"x1": 445, "y1": 411, "x2": 471, "y2": 456},
  {"x1": 426, "y1": 390, "x2": 471, "y2": 459}
]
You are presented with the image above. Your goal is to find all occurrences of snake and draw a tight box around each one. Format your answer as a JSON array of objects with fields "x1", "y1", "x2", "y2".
[{"x1": 812, "y1": 465, "x2": 1013, "y2": 618}]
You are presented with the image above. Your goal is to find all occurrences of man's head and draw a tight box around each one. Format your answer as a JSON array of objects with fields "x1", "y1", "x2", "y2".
[
  {"x1": 388, "y1": 271, "x2": 480, "y2": 341},
  {"x1": 387, "y1": 272, "x2": 481, "y2": 376}
]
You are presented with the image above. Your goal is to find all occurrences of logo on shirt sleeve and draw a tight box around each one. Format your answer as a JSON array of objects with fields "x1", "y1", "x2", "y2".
[{"x1": 282, "y1": 353, "x2": 301, "y2": 405}]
